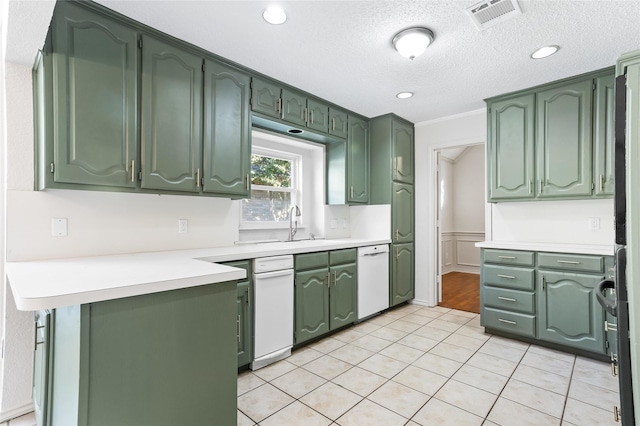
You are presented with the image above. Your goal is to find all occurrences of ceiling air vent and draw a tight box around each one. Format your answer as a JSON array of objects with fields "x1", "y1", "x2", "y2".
[{"x1": 465, "y1": 0, "x2": 522, "y2": 30}]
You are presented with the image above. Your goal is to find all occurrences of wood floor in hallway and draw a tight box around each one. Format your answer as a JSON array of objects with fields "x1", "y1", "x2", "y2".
[{"x1": 438, "y1": 271, "x2": 480, "y2": 314}]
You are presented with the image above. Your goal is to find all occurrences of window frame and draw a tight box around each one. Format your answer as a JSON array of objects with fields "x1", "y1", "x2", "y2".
[{"x1": 239, "y1": 146, "x2": 303, "y2": 230}]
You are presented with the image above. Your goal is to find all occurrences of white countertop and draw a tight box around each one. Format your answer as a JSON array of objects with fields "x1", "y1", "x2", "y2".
[
  {"x1": 7, "y1": 238, "x2": 389, "y2": 311},
  {"x1": 475, "y1": 241, "x2": 614, "y2": 256}
]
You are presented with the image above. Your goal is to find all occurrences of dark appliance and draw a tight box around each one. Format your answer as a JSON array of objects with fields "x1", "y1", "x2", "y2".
[{"x1": 596, "y1": 74, "x2": 635, "y2": 424}]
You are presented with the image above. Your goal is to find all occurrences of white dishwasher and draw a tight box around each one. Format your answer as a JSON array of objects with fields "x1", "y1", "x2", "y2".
[
  {"x1": 357, "y1": 245, "x2": 390, "y2": 320},
  {"x1": 251, "y1": 255, "x2": 294, "y2": 370}
]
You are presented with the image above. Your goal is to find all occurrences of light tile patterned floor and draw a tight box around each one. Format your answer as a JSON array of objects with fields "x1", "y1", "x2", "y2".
[{"x1": 238, "y1": 304, "x2": 621, "y2": 426}]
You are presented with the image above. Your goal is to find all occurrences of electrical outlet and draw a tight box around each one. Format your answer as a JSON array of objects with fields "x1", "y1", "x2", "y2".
[
  {"x1": 178, "y1": 219, "x2": 188, "y2": 233},
  {"x1": 51, "y1": 218, "x2": 68, "y2": 237},
  {"x1": 342, "y1": 219, "x2": 348, "y2": 229},
  {"x1": 588, "y1": 217, "x2": 600, "y2": 231},
  {"x1": 330, "y1": 219, "x2": 338, "y2": 229}
]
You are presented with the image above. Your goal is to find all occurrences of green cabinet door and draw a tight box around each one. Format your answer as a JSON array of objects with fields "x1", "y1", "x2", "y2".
[
  {"x1": 391, "y1": 243, "x2": 414, "y2": 307},
  {"x1": 236, "y1": 280, "x2": 252, "y2": 368},
  {"x1": 537, "y1": 270, "x2": 605, "y2": 353},
  {"x1": 203, "y1": 60, "x2": 251, "y2": 197},
  {"x1": 33, "y1": 310, "x2": 52, "y2": 426},
  {"x1": 392, "y1": 120, "x2": 414, "y2": 184},
  {"x1": 250, "y1": 77, "x2": 281, "y2": 119},
  {"x1": 329, "y1": 108, "x2": 349, "y2": 139},
  {"x1": 329, "y1": 263, "x2": 357, "y2": 329},
  {"x1": 282, "y1": 88, "x2": 307, "y2": 127},
  {"x1": 392, "y1": 182, "x2": 414, "y2": 243},
  {"x1": 141, "y1": 36, "x2": 202, "y2": 192},
  {"x1": 307, "y1": 99, "x2": 329, "y2": 133},
  {"x1": 295, "y1": 268, "x2": 330, "y2": 344},
  {"x1": 536, "y1": 80, "x2": 593, "y2": 198},
  {"x1": 594, "y1": 74, "x2": 615, "y2": 197},
  {"x1": 52, "y1": 2, "x2": 138, "y2": 187},
  {"x1": 488, "y1": 94, "x2": 536, "y2": 200},
  {"x1": 347, "y1": 116, "x2": 369, "y2": 204}
]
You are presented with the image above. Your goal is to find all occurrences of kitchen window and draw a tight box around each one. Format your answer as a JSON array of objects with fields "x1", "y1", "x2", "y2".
[{"x1": 241, "y1": 147, "x2": 301, "y2": 227}]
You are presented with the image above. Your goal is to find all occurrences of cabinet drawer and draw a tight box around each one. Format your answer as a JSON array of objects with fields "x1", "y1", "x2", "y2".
[
  {"x1": 537, "y1": 252, "x2": 604, "y2": 273},
  {"x1": 295, "y1": 252, "x2": 328, "y2": 271},
  {"x1": 484, "y1": 287, "x2": 535, "y2": 314},
  {"x1": 483, "y1": 265, "x2": 535, "y2": 291},
  {"x1": 483, "y1": 307, "x2": 535, "y2": 338},
  {"x1": 483, "y1": 249, "x2": 534, "y2": 266},
  {"x1": 330, "y1": 249, "x2": 357, "y2": 266}
]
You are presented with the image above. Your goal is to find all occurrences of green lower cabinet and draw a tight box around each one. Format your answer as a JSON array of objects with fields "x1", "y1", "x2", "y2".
[
  {"x1": 33, "y1": 310, "x2": 52, "y2": 426},
  {"x1": 43, "y1": 282, "x2": 237, "y2": 426},
  {"x1": 537, "y1": 270, "x2": 605, "y2": 353},
  {"x1": 391, "y1": 243, "x2": 414, "y2": 307},
  {"x1": 236, "y1": 281, "x2": 252, "y2": 368},
  {"x1": 295, "y1": 268, "x2": 330, "y2": 345},
  {"x1": 329, "y1": 263, "x2": 357, "y2": 328}
]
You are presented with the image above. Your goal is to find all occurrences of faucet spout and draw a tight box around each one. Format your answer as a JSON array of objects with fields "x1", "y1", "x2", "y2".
[{"x1": 288, "y1": 205, "x2": 301, "y2": 241}]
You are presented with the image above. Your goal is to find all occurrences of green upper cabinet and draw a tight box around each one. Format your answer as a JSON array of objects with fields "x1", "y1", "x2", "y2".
[
  {"x1": 537, "y1": 270, "x2": 605, "y2": 353},
  {"x1": 329, "y1": 108, "x2": 349, "y2": 139},
  {"x1": 140, "y1": 36, "x2": 202, "y2": 192},
  {"x1": 281, "y1": 88, "x2": 307, "y2": 127},
  {"x1": 347, "y1": 116, "x2": 369, "y2": 204},
  {"x1": 294, "y1": 268, "x2": 330, "y2": 345},
  {"x1": 307, "y1": 99, "x2": 330, "y2": 133},
  {"x1": 203, "y1": 60, "x2": 251, "y2": 197},
  {"x1": 536, "y1": 80, "x2": 593, "y2": 199},
  {"x1": 594, "y1": 74, "x2": 615, "y2": 196},
  {"x1": 250, "y1": 77, "x2": 282, "y2": 119},
  {"x1": 392, "y1": 183, "x2": 414, "y2": 243},
  {"x1": 329, "y1": 263, "x2": 357, "y2": 329},
  {"x1": 488, "y1": 94, "x2": 535, "y2": 201},
  {"x1": 392, "y1": 120, "x2": 414, "y2": 184},
  {"x1": 391, "y1": 242, "x2": 415, "y2": 307},
  {"x1": 51, "y1": 2, "x2": 138, "y2": 188}
]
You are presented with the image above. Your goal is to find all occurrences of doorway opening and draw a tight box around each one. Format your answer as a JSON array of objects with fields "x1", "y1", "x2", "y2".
[{"x1": 435, "y1": 144, "x2": 485, "y2": 313}]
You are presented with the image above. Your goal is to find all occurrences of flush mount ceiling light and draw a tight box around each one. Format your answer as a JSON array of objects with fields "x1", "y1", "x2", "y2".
[
  {"x1": 263, "y1": 6, "x2": 287, "y2": 25},
  {"x1": 396, "y1": 92, "x2": 414, "y2": 99},
  {"x1": 392, "y1": 27, "x2": 435, "y2": 60},
  {"x1": 531, "y1": 45, "x2": 559, "y2": 59}
]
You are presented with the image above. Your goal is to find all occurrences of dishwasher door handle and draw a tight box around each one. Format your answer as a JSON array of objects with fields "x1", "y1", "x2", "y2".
[
  {"x1": 362, "y1": 252, "x2": 388, "y2": 257},
  {"x1": 254, "y1": 269, "x2": 293, "y2": 280}
]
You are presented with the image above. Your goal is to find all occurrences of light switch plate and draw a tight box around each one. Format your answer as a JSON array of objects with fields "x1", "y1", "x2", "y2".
[
  {"x1": 588, "y1": 217, "x2": 600, "y2": 231},
  {"x1": 52, "y1": 218, "x2": 68, "y2": 237},
  {"x1": 330, "y1": 219, "x2": 338, "y2": 229}
]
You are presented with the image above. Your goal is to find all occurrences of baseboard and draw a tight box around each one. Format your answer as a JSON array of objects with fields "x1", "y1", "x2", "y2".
[
  {"x1": 0, "y1": 402, "x2": 34, "y2": 423},
  {"x1": 443, "y1": 267, "x2": 480, "y2": 275},
  {"x1": 409, "y1": 299, "x2": 435, "y2": 308}
]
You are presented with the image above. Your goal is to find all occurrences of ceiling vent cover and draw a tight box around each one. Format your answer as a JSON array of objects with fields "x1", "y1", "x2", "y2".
[{"x1": 465, "y1": 0, "x2": 522, "y2": 30}]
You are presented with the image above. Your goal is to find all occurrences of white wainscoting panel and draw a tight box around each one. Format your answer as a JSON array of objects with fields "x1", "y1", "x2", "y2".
[{"x1": 441, "y1": 232, "x2": 484, "y2": 274}]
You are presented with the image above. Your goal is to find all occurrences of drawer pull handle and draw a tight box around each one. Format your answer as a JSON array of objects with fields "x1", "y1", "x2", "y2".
[
  {"x1": 498, "y1": 256, "x2": 517, "y2": 260},
  {"x1": 498, "y1": 318, "x2": 517, "y2": 325},
  {"x1": 498, "y1": 296, "x2": 517, "y2": 302},
  {"x1": 557, "y1": 260, "x2": 581, "y2": 265},
  {"x1": 497, "y1": 274, "x2": 516, "y2": 279}
]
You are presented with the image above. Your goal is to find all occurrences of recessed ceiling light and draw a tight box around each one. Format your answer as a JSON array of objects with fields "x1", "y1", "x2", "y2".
[
  {"x1": 263, "y1": 6, "x2": 287, "y2": 25},
  {"x1": 396, "y1": 92, "x2": 414, "y2": 99},
  {"x1": 531, "y1": 45, "x2": 559, "y2": 59}
]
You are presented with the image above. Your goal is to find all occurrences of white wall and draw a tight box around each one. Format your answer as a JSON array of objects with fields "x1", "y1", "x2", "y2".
[
  {"x1": 439, "y1": 157, "x2": 454, "y2": 234},
  {"x1": 453, "y1": 145, "x2": 485, "y2": 234}
]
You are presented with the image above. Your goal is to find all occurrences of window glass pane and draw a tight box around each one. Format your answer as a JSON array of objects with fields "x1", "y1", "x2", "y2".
[
  {"x1": 241, "y1": 190, "x2": 292, "y2": 222},
  {"x1": 251, "y1": 155, "x2": 291, "y2": 188}
]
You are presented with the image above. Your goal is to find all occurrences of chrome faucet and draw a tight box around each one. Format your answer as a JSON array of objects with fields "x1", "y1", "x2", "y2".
[{"x1": 288, "y1": 205, "x2": 301, "y2": 241}]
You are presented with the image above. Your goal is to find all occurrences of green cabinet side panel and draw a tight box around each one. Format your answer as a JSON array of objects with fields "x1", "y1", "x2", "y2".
[
  {"x1": 203, "y1": 59, "x2": 251, "y2": 197},
  {"x1": 250, "y1": 77, "x2": 281, "y2": 119},
  {"x1": 392, "y1": 120, "x2": 414, "y2": 184},
  {"x1": 347, "y1": 116, "x2": 369, "y2": 204},
  {"x1": 594, "y1": 74, "x2": 615, "y2": 197},
  {"x1": 488, "y1": 94, "x2": 535, "y2": 200},
  {"x1": 392, "y1": 183, "x2": 414, "y2": 243},
  {"x1": 329, "y1": 108, "x2": 349, "y2": 139},
  {"x1": 369, "y1": 117, "x2": 393, "y2": 204},
  {"x1": 329, "y1": 263, "x2": 357, "y2": 329},
  {"x1": 281, "y1": 88, "x2": 307, "y2": 127},
  {"x1": 141, "y1": 36, "x2": 202, "y2": 192},
  {"x1": 52, "y1": 2, "x2": 138, "y2": 187},
  {"x1": 537, "y1": 270, "x2": 605, "y2": 353},
  {"x1": 307, "y1": 99, "x2": 329, "y2": 133},
  {"x1": 391, "y1": 242, "x2": 414, "y2": 307},
  {"x1": 33, "y1": 310, "x2": 52, "y2": 426},
  {"x1": 295, "y1": 268, "x2": 330, "y2": 344},
  {"x1": 236, "y1": 280, "x2": 252, "y2": 367},
  {"x1": 536, "y1": 80, "x2": 593, "y2": 198},
  {"x1": 326, "y1": 141, "x2": 346, "y2": 205},
  {"x1": 83, "y1": 282, "x2": 237, "y2": 426}
]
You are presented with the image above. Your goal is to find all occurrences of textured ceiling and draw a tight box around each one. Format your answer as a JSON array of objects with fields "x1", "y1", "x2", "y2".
[{"x1": 8, "y1": 0, "x2": 640, "y2": 124}]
